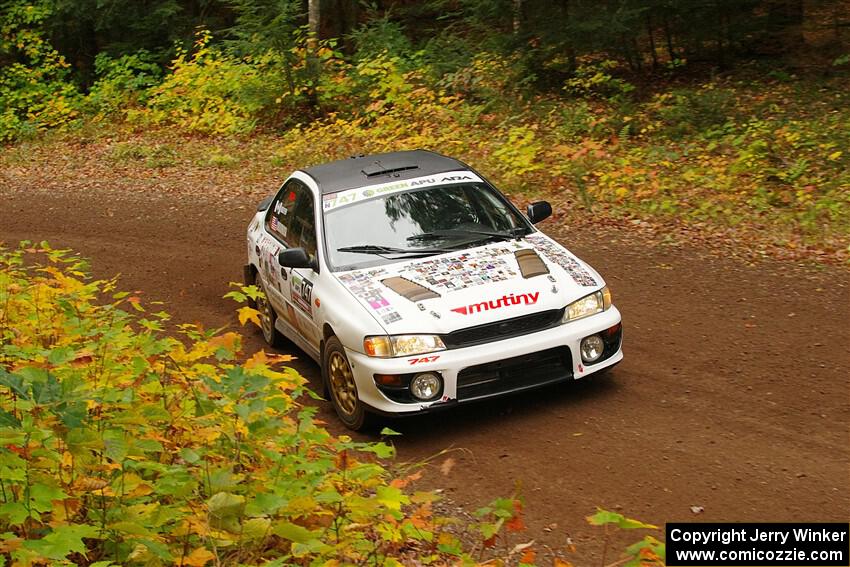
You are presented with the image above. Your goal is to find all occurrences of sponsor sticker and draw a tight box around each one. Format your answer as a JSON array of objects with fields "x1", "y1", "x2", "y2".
[
  {"x1": 322, "y1": 171, "x2": 483, "y2": 211},
  {"x1": 525, "y1": 234, "x2": 597, "y2": 287},
  {"x1": 290, "y1": 272, "x2": 314, "y2": 317},
  {"x1": 451, "y1": 291, "x2": 540, "y2": 315},
  {"x1": 408, "y1": 355, "x2": 440, "y2": 365},
  {"x1": 337, "y1": 267, "x2": 403, "y2": 325}
]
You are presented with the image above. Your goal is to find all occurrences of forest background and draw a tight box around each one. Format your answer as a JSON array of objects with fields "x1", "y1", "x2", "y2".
[{"x1": 2, "y1": 0, "x2": 849, "y2": 261}]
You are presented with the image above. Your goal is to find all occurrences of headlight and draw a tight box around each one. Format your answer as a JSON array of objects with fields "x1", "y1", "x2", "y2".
[
  {"x1": 563, "y1": 286, "x2": 612, "y2": 323},
  {"x1": 363, "y1": 334, "x2": 446, "y2": 358}
]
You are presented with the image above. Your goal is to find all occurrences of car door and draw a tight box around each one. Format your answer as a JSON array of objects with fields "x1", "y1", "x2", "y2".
[
  {"x1": 259, "y1": 180, "x2": 299, "y2": 318},
  {"x1": 283, "y1": 182, "x2": 321, "y2": 350},
  {"x1": 260, "y1": 178, "x2": 321, "y2": 349}
]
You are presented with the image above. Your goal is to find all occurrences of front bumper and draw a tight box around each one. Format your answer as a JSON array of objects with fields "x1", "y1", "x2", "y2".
[{"x1": 345, "y1": 306, "x2": 623, "y2": 415}]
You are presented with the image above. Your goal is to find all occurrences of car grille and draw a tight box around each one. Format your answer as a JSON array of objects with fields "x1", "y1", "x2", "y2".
[
  {"x1": 441, "y1": 309, "x2": 564, "y2": 349},
  {"x1": 456, "y1": 346, "x2": 573, "y2": 401}
]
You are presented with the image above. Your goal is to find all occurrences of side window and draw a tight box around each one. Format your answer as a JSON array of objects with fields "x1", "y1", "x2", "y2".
[
  {"x1": 290, "y1": 187, "x2": 317, "y2": 259},
  {"x1": 265, "y1": 179, "x2": 317, "y2": 259},
  {"x1": 265, "y1": 180, "x2": 299, "y2": 244}
]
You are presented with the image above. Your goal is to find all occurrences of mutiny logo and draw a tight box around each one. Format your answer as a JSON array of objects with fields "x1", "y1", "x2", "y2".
[{"x1": 451, "y1": 292, "x2": 539, "y2": 315}]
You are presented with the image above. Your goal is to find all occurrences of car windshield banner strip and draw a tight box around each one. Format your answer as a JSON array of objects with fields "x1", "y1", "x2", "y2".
[{"x1": 321, "y1": 170, "x2": 484, "y2": 212}]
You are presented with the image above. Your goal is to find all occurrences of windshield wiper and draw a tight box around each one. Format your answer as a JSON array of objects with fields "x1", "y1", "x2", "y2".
[
  {"x1": 336, "y1": 244, "x2": 453, "y2": 256},
  {"x1": 407, "y1": 227, "x2": 527, "y2": 243}
]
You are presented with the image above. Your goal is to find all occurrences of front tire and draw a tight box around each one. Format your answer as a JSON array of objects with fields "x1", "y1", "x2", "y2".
[{"x1": 322, "y1": 336, "x2": 367, "y2": 430}]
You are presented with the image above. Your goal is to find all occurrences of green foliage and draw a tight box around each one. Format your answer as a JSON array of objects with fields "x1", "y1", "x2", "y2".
[
  {"x1": 441, "y1": 52, "x2": 533, "y2": 103},
  {"x1": 492, "y1": 125, "x2": 544, "y2": 177},
  {"x1": 136, "y1": 30, "x2": 274, "y2": 134},
  {"x1": 109, "y1": 141, "x2": 177, "y2": 168},
  {"x1": 0, "y1": 243, "x2": 492, "y2": 564},
  {"x1": 268, "y1": 72, "x2": 849, "y2": 252},
  {"x1": 0, "y1": 242, "x2": 666, "y2": 565},
  {"x1": 564, "y1": 59, "x2": 635, "y2": 100},
  {"x1": 205, "y1": 151, "x2": 239, "y2": 168},
  {"x1": 648, "y1": 85, "x2": 736, "y2": 140},
  {"x1": 0, "y1": 0, "x2": 80, "y2": 141},
  {"x1": 225, "y1": 0, "x2": 302, "y2": 59},
  {"x1": 349, "y1": 15, "x2": 415, "y2": 66},
  {"x1": 586, "y1": 508, "x2": 665, "y2": 567},
  {"x1": 84, "y1": 50, "x2": 163, "y2": 116},
  {"x1": 1, "y1": 0, "x2": 847, "y2": 252}
]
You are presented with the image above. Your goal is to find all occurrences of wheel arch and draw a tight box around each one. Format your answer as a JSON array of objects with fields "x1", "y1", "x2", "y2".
[{"x1": 320, "y1": 323, "x2": 337, "y2": 357}]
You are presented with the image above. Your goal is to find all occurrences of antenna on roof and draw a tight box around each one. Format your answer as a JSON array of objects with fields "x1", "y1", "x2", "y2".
[{"x1": 361, "y1": 161, "x2": 420, "y2": 177}]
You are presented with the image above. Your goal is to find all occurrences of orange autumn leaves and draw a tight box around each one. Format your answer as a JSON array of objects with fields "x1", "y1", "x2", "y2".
[{"x1": 0, "y1": 243, "x2": 664, "y2": 566}]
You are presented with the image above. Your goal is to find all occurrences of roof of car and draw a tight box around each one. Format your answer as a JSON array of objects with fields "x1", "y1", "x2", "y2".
[{"x1": 299, "y1": 150, "x2": 471, "y2": 194}]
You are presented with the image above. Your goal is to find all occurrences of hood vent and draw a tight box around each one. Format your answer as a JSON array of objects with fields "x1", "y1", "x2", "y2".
[
  {"x1": 381, "y1": 277, "x2": 440, "y2": 302},
  {"x1": 515, "y1": 249, "x2": 549, "y2": 279}
]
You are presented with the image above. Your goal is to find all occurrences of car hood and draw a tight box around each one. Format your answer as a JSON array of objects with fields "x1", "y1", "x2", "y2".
[{"x1": 333, "y1": 233, "x2": 604, "y2": 334}]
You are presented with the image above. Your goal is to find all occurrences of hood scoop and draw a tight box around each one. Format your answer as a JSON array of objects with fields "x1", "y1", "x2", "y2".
[
  {"x1": 381, "y1": 276, "x2": 440, "y2": 302},
  {"x1": 515, "y1": 249, "x2": 550, "y2": 279}
]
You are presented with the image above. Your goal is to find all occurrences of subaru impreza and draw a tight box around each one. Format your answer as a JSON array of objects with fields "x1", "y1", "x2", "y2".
[{"x1": 244, "y1": 150, "x2": 622, "y2": 429}]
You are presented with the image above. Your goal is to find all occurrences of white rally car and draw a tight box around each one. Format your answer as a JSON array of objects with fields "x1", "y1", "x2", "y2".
[{"x1": 244, "y1": 150, "x2": 622, "y2": 429}]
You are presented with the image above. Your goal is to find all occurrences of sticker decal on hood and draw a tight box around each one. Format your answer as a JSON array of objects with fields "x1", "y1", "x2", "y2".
[
  {"x1": 337, "y1": 244, "x2": 535, "y2": 325},
  {"x1": 524, "y1": 234, "x2": 598, "y2": 287},
  {"x1": 451, "y1": 291, "x2": 539, "y2": 315},
  {"x1": 338, "y1": 268, "x2": 403, "y2": 325},
  {"x1": 399, "y1": 246, "x2": 517, "y2": 291}
]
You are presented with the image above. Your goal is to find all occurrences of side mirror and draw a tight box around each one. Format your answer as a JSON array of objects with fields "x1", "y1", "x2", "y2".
[
  {"x1": 279, "y1": 248, "x2": 318, "y2": 271},
  {"x1": 257, "y1": 195, "x2": 273, "y2": 212},
  {"x1": 527, "y1": 201, "x2": 552, "y2": 224}
]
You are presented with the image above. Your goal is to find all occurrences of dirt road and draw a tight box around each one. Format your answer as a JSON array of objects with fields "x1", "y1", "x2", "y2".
[{"x1": 2, "y1": 163, "x2": 848, "y2": 559}]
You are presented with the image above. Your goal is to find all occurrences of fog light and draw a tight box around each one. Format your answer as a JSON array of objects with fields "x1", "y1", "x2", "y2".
[
  {"x1": 410, "y1": 372, "x2": 442, "y2": 401},
  {"x1": 580, "y1": 334, "x2": 605, "y2": 363}
]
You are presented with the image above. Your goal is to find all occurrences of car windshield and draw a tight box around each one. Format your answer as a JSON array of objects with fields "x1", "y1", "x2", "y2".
[{"x1": 324, "y1": 182, "x2": 532, "y2": 271}]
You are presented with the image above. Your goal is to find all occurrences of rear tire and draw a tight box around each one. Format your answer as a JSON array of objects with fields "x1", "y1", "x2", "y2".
[
  {"x1": 254, "y1": 273, "x2": 284, "y2": 348},
  {"x1": 322, "y1": 336, "x2": 368, "y2": 430}
]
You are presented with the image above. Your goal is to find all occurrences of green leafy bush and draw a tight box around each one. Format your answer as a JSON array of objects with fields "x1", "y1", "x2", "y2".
[
  {"x1": 0, "y1": 242, "x2": 669, "y2": 565},
  {"x1": 135, "y1": 31, "x2": 279, "y2": 135},
  {"x1": 349, "y1": 16, "x2": 416, "y2": 67},
  {"x1": 649, "y1": 85, "x2": 736, "y2": 140},
  {"x1": 84, "y1": 51, "x2": 163, "y2": 117},
  {"x1": 0, "y1": 243, "x2": 489, "y2": 565},
  {"x1": 564, "y1": 59, "x2": 635, "y2": 99},
  {"x1": 109, "y1": 141, "x2": 177, "y2": 168},
  {"x1": 0, "y1": 0, "x2": 81, "y2": 141},
  {"x1": 440, "y1": 52, "x2": 533, "y2": 103}
]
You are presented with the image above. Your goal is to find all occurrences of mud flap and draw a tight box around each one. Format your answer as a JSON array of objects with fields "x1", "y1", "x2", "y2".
[{"x1": 243, "y1": 264, "x2": 256, "y2": 307}]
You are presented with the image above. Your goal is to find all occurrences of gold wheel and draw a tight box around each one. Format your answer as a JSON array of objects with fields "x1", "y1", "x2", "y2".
[
  {"x1": 256, "y1": 282, "x2": 275, "y2": 343},
  {"x1": 328, "y1": 351, "x2": 357, "y2": 416},
  {"x1": 323, "y1": 336, "x2": 368, "y2": 430}
]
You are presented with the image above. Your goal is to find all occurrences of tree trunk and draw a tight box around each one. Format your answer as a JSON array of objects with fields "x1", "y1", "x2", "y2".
[
  {"x1": 715, "y1": 3, "x2": 727, "y2": 69},
  {"x1": 308, "y1": 0, "x2": 321, "y2": 39},
  {"x1": 307, "y1": 0, "x2": 321, "y2": 107},
  {"x1": 647, "y1": 13, "x2": 659, "y2": 69},
  {"x1": 663, "y1": 16, "x2": 676, "y2": 61},
  {"x1": 769, "y1": 0, "x2": 804, "y2": 51},
  {"x1": 632, "y1": 36, "x2": 644, "y2": 71},
  {"x1": 333, "y1": 0, "x2": 358, "y2": 53},
  {"x1": 513, "y1": 0, "x2": 523, "y2": 34},
  {"x1": 563, "y1": 0, "x2": 577, "y2": 71}
]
